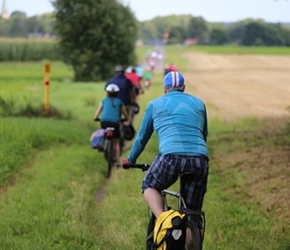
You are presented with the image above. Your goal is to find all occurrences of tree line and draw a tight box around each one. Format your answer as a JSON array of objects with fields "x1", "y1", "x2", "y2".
[
  {"x1": 0, "y1": 11, "x2": 55, "y2": 37},
  {"x1": 1, "y1": 11, "x2": 289, "y2": 47},
  {"x1": 0, "y1": 0, "x2": 289, "y2": 82},
  {"x1": 140, "y1": 15, "x2": 290, "y2": 46}
]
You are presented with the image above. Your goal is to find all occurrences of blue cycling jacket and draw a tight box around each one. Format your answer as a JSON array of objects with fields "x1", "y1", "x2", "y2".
[
  {"x1": 105, "y1": 74, "x2": 133, "y2": 105},
  {"x1": 128, "y1": 90, "x2": 208, "y2": 164}
]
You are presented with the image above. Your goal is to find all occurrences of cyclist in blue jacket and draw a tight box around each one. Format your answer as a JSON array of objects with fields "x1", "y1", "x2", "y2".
[
  {"x1": 123, "y1": 71, "x2": 209, "y2": 220},
  {"x1": 105, "y1": 65, "x2": 136, "y2": 125}
]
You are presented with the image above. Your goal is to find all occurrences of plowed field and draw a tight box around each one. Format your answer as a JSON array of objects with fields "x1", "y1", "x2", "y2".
[{"x1": 184, "y1": 54, "x2": 290, "y2": 222}]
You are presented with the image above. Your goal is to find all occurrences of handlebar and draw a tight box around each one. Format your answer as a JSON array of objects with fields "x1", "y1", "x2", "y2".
[
  {"x1": 122, "y1": 163, "x2": 150, "y2": 171},
  {"x1": 94, "y1": 118, "x2": 128, "y2": 122}
]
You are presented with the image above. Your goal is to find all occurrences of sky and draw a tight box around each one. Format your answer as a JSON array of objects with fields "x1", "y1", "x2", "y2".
[{"x1": 2, "y1": 0, "x2": 290, "y2": 23}]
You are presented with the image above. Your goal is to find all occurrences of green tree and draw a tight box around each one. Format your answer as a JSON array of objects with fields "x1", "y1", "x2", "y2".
[
  {"x1": 210, "y1": 28, "x2": 228, "y2": 45},
  {"x1": 10, "y1": 18, "x2": 26, "y2": 37},
  {"x1": 188, "y1": 16, "x2": 209, "y2": 44},
  {"x1": 242, "y1": 21, "x2": 288, "y2": 46},
  {"x1": 167, "y1": 26, "x2": 187, "y2": 44},
  {"x1": 227, "y1": 18, "x2": 256, "y2": 45},
  {"x1": 139, "y1": 14, "x2": 192, "y2": 43},
  {"x1": 10, "y1": 11, "x2": 27, "y2": 18},
  {"x1": 53, "y1": 0, "x2": 138, "y2": 81}
]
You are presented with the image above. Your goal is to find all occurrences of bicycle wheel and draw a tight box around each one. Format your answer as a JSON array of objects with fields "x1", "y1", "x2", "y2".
[
  {"x1": 185, "y1": 219, "x2": 202, "y2": 250},
  {"x1": 106, "y1": 141, "x2": 114, "y2": 178},
  {"x1": 146, "y1": 213, "x2": 156, "y2": 250}
]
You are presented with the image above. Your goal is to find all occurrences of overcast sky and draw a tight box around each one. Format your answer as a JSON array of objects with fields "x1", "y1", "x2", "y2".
[{"x1": 2, "y1": 0, "x2": 290, "y2": 23}]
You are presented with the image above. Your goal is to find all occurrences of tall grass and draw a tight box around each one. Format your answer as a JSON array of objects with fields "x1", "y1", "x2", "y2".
[{"x1": 0, "y1": 38, "x2": 61, "y2": 62}]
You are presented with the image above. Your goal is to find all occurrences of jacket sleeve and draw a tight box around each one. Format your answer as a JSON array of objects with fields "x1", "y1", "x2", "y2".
[{"x1": 128, "y1": 103, "x2": 154, "y2": 163}]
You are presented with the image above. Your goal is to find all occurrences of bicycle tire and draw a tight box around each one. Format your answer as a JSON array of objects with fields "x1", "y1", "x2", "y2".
[
  {"x1": 146, "y1": 213, "x2": 156, "y2": 250},
  {"x1": 107, "y1": 141, "x2": 114, "y2": 177},
  {"x1": 185, "y1": 219, "x2": 202, "y2": 250}
]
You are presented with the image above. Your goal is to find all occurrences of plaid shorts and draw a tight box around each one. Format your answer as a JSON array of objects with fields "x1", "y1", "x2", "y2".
[{"x1": 142, "y1": 154, "x2": 209, "y2": 211}]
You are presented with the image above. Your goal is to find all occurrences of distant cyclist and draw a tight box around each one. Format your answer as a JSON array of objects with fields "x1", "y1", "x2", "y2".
[
  {"x1": 144, "y1": 67, "x2": 152, "y2": 88},
  {"x1": 164, "y1": 62, "x2": 178, "y2": 76},
  {"x1": 125, "y1": 67, "x2": 144, "y2": 103},
  {"x1": 135, "y1": 65, "x2": 145, "y2": 92},
  {"x1": 94, "y1": 84, "x2": 128, "y2": 167},
  {"x1": 105, "y1": 65, "x2": 136, "y2": 125}
]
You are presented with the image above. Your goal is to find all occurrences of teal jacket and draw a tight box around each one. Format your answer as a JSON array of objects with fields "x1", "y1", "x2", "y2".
[{"x1": 128, "y1": 90, "x2": 208, "y2": 163}]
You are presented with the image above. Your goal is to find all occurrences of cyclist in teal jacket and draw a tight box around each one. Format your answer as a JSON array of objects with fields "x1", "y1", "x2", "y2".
[
  {"x1": 94, "y1": 84, "x2": 128, "y2": 167},
  {"x1": 123, "y1": 71, "x2": 209, "y2": 220}
]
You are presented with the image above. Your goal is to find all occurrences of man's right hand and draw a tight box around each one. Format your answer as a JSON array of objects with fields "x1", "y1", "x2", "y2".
[{"x1": 122, "y1": 158, "x2": 130, "y2": 169}]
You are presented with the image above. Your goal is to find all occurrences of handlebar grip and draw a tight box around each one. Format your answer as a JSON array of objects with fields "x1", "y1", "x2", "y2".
[
  {"x1": 122, "y1": 163, "x2": 130, "y2": 169},
  {"x1": 122, "y1": 163, "x2": 150, "y2": 171}
]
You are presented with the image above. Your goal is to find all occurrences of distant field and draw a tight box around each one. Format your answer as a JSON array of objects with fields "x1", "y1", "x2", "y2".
[{"x1": 184, "y1": 45, "x2": 290, "y2": 55}]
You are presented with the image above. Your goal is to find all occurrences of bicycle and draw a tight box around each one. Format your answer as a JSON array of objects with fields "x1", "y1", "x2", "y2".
[
  {"x1": 94, "y1": 118, "x2": 126, "y2": 177},
  {"x1": 123, "y1": 163, "x2": 206, "y2": 250}
]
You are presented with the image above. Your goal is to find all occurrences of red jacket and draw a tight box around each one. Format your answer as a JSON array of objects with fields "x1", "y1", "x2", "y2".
[{"x1": 125, "y1": 72, "x2": 139, "y2": 87}]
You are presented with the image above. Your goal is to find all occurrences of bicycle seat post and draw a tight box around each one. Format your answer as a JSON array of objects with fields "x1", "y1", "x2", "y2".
[{"x1": 179, "y1": 173, "x2": 194, "y2": 211}]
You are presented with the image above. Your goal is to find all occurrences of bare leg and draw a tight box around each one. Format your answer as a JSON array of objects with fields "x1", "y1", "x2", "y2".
[
  {"x1": 144, "y1": 188, "x2": 164, "y2": 219},
  {"x1": 126, "y1": 106, "x2": 133, "y2": 125}
]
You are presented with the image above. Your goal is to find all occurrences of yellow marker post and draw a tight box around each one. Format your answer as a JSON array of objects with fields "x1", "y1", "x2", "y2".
[{"x1": 44, "y1": 63, "x2": 51, "y2": 112}]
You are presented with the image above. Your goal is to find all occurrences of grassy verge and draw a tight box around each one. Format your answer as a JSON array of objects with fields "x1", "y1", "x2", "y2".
[{"x1": 0, "y1": 145, "x2": 105, "y2": 250}]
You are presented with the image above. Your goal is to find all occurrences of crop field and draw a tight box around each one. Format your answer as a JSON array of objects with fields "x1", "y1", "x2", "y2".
[
  {"x1": 183, "y1": 51, "x2": 290, "y2": 220},
  {"x1": 0, "y1": 46, "x2": 289, "y2": 250}
]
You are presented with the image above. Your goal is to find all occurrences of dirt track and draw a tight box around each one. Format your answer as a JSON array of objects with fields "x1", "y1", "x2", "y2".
[
  {"x1": 183, "y1": 54, "x2": 290, "y2": 222},
  {"x1": 184, "y1": 54, "x2": 289, "y2": 120}
]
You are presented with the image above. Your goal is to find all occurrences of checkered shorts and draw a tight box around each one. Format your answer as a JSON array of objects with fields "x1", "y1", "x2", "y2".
[{"x1": 142, "y1": 154, "x2": 209, "y2": 211}]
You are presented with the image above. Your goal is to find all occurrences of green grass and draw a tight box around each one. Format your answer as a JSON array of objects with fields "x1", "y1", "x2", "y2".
[
  {"x1": 0, "y1": 145, "x2": 105, "y2": 250},
  {"x1": 0, "y1": 48, "x2": 289, "y2": 249}
]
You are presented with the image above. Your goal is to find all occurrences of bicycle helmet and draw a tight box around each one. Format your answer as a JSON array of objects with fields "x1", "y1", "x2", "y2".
[
  {"x1": 105, "y1": 83, "x2": 120, "y2": 93},
  {"x1": 164, "y1": 71, "x2": 184, "y2": 88},
  {"x1": 114, "y1": 64, "x2": 124, "y2": 72},
  {"x1": 125, "y1": 66, "x2": 133, "y2": 73}
]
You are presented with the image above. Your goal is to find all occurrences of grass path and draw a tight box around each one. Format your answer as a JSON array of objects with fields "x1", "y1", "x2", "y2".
[{"x1": 0, "y1": 145, "x2": 105, "y2": 250}]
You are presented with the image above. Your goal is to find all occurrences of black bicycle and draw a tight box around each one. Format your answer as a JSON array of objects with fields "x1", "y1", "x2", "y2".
[
  {"x1": 123, "y1": 163, "x2": 206, "y2": 250},
  {"x1": 94, "y1": 118, "x2": 126, "y2": 177}
]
